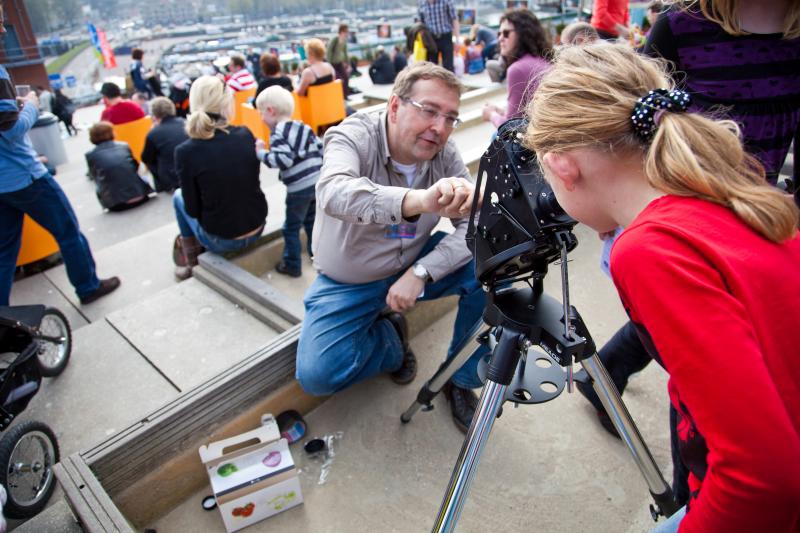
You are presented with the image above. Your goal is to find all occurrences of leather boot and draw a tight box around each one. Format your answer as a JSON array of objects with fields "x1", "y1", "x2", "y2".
[
  {"x1": 174, "y1": 236, "x2": 205, "y2": 280},
  {"x1": 181, "y1": 236, "x2": 205, "y2": 267}
]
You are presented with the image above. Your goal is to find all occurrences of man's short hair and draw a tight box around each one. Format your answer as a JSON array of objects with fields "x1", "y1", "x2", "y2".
[
  {"x1": 89, "y1": 121, "x2": 115, "y2": 145},
  {"x1": 648, "y1": 0, "x2": 665, "y2": 12},
  {"x1": 255, "y1": 86, "x2": 295, "y2": 118},
  {"x1": 338, "y1": 23, "x2": 349, "y2": 34},
  {"x1": 560, "y1": 22, "x2": 599, "y2": 45},
  {"x1": 131, "y1": 48, "x2": 144, "y2": 60},
  {"x1": 391, "y1": 61, "x2": 464, "y2": 100},
  {"x1": 259, "y1": 53, "x2": 282, "y2": 76},
  {"x1": 100, "y1": 82, "x2": 121, "y2": 98},
  {"x1": 229, "y1": 54, "x2": 246, "y2": 69},
  {"x1": 150, "y1": 97, "x2": 176, "y2": 120}
]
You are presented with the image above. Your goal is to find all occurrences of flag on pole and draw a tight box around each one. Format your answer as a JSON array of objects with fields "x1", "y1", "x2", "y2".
[
  {"x1": 98, "y1": 29, "x2": 117, "y2": 69},
  {"x1": 87, "y1": 23, "x2": 117, "y2": 69}
]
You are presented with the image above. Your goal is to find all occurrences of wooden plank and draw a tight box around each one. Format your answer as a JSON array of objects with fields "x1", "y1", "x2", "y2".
[{"x1": 55, "y1": 455, "x2": 135, "y2": 533}]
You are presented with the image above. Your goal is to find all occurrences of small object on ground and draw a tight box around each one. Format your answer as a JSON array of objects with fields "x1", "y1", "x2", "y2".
[
  {"x1": 276, "y1": 410, "x2": 307, "y2": 444},
  {"x1": 303, "y1": 438, "x2": 325, "y2": 454},
  {"x1": 202, "y1": 495, "x2": 217, "y2": 511}
]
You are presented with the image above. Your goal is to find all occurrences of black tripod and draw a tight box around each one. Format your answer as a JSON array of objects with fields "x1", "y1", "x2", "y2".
[
  {"x1": 400, "y1": 118, "x2": 679, "y2": 531},
  {"x1": 401, "y1": 241, "x2": 680, "y2": 532}
]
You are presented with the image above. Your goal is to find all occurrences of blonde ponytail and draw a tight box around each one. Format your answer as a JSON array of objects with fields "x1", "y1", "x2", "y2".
[
  {"x1": 185, "y1": 75, "x2": 230, "y2": 140},
  {"x1": 524, "y1": 43, "x2": 798, "y2": 243},
  {"x1": 647, "y1": 113, "x2": 798, "y2": 242}
]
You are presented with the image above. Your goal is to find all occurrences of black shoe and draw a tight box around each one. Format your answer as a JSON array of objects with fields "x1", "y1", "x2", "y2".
[
  {"x1": 381, "y1": 310, "x2": 417, "y2": 384},
  {"x1": 574, "y1": 373, "x2": 621, "y2": 439},
  {"x1": 443, "y1": 382, "x2": 479, "y2": 434},
  {"x1": 275, "y1": 261, "x2": 301, "y2": 278},
  {"x1": 80, "y1": 277, "x2": 121, "y2": 305}
]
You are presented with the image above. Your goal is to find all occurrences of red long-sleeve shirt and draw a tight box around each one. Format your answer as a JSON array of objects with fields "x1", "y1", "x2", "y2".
[
  {"x1": 100, "y1": 100, "x2": 145, "y2": 125},
  {"x1": 610, "y1": 195, "x2": 800, "y2": 533}
]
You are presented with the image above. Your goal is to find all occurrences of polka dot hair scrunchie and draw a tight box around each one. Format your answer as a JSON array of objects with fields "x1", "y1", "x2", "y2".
[{"x1": 631, "y1": 89, "x2": 692, "y2": 142}]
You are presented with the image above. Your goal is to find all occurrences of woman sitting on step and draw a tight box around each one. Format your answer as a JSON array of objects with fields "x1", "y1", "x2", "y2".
[
  {"x1": 172, "y1": 75, "x2": 268, "y2": 280},
  {"x1": 85, "y1": 122, "x2": 153, "y2": 212}
]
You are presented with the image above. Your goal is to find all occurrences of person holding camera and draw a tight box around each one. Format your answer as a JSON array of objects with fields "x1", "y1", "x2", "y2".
[
  {"x1": 0, "y1": 12, "x2": 120, "y2": 306},
  {"x1": 296, "y1": 62, "x2": 487, "y2": 433},
  {"x1": 524, "y1": 42, "x2": 800, "y2": 533}
]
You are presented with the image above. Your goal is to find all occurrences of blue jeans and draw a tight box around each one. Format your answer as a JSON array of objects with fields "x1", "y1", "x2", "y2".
[
  {"x1": 282, "y1": 186, "x2": 316, "y2": 274},
  {"x1": 0, "y1": 175, "x2": 99, "y2": 305},
  {"x1": 172, "y1": 189, "x2": 263, "y2": 254},
  {"x1": 650, "y1": 506, "x2": 686, "y2": 533},
  {"x1": 296, "y1": 231, "x2": 489, "y2": 396}
]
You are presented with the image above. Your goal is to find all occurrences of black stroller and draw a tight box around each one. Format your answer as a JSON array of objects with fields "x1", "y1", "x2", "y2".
[{"x1": 0, "y1": 305, "x2": 71, "y2": 518}]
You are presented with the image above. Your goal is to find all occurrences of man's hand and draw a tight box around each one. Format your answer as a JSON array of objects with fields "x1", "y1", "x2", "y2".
[
  {"x1": 386, "y1": 268, "x2": 426, "y2": 313},
  {"x1": 18, "y1": 92, "x2": 39, "y2": 108},
  {"x1": 402, "y1": 177, "x2": 480, "y2": 220}
]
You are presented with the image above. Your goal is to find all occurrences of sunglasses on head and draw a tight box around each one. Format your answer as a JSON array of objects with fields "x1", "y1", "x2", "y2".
[{"x1": 497, "y1": 29, "x2": 515, "y2": 38}]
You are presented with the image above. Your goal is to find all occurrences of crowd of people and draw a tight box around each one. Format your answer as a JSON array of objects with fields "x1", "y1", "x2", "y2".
[{"x1": 2, "y1": 1, "x2": 799, "y2": 531}]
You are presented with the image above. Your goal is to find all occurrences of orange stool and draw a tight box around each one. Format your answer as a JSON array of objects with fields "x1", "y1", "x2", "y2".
[
  {"x1": 241, "y1": 104, "x2": 270, "y2": 148},
  {"x1": 297, "y1": 80, "x2": 346, "y2": 135},
  {"x1": 230, "y1": 88, "x2": 256, "y2": 126},
  {"x1": 112, "y1": 116, "x2": 153, "y2": 163},
  {"x1": 16, "y1": 215, "x2": 59, "y2": 267}
]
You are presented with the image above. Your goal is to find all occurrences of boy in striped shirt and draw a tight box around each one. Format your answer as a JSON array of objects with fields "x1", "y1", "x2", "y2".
[{"x1": 255, "y1": 86, "x2": 322, "y2": 277}]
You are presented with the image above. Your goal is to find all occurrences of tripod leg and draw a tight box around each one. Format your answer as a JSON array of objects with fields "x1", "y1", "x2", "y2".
[
  {"x1": 432, "y1": 329, "x2": 522, "y2": 533},
  {"x1": 433, "y1": 380, "x2": 507, "y2": 533},
  {"x1": 580, "y1": 354, "x2": 680, "y2": 518},
  {"x1": 401, "y1": 318, "x2": 487, "y2": 423}
]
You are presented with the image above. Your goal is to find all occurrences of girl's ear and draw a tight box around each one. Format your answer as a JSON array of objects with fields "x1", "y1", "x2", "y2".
[{"x1": 542, "y1": 152, "x2": 580, "y2": 191}]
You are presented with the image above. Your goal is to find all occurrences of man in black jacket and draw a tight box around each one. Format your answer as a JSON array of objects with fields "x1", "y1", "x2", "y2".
[
  {"x1": 368, "y1": 46, "x2": 396, "y2": 85},
  {"x1": 141, "y1": 98, "x2": 188, "y2": 192}
]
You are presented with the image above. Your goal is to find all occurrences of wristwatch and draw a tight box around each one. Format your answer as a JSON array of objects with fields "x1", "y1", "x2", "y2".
[{"x1": 412, "y1": 263, "x2": 430, "y2": 282}]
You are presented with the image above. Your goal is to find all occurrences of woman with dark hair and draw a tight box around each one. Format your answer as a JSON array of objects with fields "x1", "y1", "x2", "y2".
[
  {"x1": 481, "y1": 8, "x2": 551, "y2": 129},
  {"x1": 85, "y1": 122, "x2": 152, "y2": 211},
  {"x1": 253, "y1": 54, "x2": 293, "y2": 105}
]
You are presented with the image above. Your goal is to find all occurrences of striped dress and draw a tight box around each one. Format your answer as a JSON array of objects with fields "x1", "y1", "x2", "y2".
[{"x1": 644, "y1": 7, "x2": 800, "y2": 185}]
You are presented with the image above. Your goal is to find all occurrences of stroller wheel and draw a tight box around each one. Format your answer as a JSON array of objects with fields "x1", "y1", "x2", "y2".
[
  {"x1": 35, "y1": 307, "x2": 72, "y2": 377},
  {"x1": 0, "y1": 420, "x2": 59, "y2": 518}
]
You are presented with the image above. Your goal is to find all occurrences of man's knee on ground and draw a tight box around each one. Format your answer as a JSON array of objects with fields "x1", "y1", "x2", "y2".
[{"x1": 295, "y1": 359, "x2": 340, "y2": 397}]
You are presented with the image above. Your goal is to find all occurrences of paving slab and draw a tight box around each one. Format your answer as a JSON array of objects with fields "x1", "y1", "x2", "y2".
[
  {"x1": 150, "y1": 300, "x2": 671, "y2": 533},
  {"x1": 10, "y1": 319, "x2": 179, "y2": 459},
  {"x1": 105, "y1": 278, "x2": 280, "y2": 392},
  {"x1": 8, "y1": 273, "x2": 89, "y2": 330},
  {"x1": 44, "y1": 223, "x2": 181, "y2": 322}
]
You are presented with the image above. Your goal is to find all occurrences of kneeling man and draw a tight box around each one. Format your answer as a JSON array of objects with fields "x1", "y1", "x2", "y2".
[{"x1": 296, "y1": 62, "x2": 487, "y2": 433}]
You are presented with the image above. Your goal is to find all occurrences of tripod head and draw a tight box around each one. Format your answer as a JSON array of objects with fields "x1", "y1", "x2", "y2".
[
  {"x1": 466, "y1": 118, "x2": 578, "y2": 290},
  {"x1": 466, "y1": 119, "x2": 594, "y2": 380}
]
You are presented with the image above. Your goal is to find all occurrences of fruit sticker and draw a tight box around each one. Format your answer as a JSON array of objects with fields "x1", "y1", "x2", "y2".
[
  {"x1": 232, "y1": 502, "x2": 255, "y2": 518},
  {"x1": 262, "y1": 451, "x2": 282, "y2": 468},
  {"x1": 216, "y1": 463, "x2": 238, "y2": 477},
  {"x1": 268, "y1": 491, "x2": 297, "y2": 511}
]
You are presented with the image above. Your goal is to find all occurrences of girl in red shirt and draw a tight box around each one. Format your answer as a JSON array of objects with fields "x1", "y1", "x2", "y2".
[{"x1": 524, "y1": 43, "x2": 800, "y2": 533}]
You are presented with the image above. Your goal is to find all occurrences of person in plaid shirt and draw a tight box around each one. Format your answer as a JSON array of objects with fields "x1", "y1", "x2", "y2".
[{"x1": 418, "y1": 0, "x2": 459, "y2": 72}]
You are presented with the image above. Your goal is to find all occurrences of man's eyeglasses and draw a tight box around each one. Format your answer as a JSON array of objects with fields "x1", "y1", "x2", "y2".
[
  {"x1": 401, "y1": 97, "x2": 462, "y2": 129},
  {"x1": 497, "y1": 29, "x2": 515, "y2": 39}
]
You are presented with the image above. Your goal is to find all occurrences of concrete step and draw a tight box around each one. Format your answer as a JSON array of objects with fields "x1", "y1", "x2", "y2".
[{"x1": 12, "y1": 498, "x2": 82, "y2": 533}]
